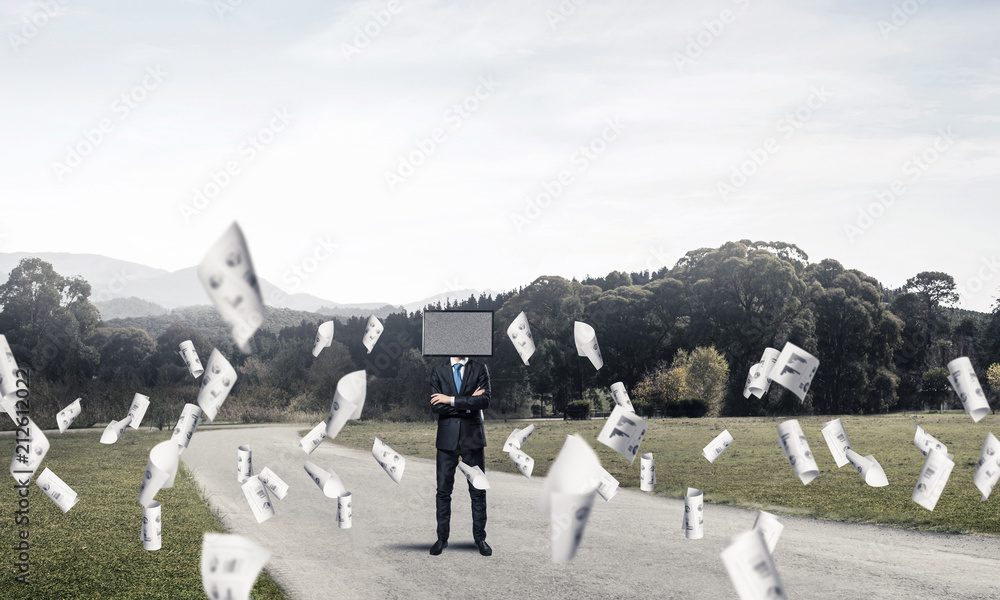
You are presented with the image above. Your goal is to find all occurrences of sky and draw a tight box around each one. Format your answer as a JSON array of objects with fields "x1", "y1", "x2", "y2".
[{"x1": 2, "y1": 0, "x2": 999, "y2": 310}]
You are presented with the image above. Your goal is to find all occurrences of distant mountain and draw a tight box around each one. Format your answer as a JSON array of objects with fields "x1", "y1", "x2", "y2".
[
  {"x1": 0, "y1": 252, "x2": 494, "y2": 319},
  {"x1": 402, "y1": 288, "x2": 502, "y2": 313},
  {"x1": 93, "y1": 297, "x2": 170, "y2": 320}
]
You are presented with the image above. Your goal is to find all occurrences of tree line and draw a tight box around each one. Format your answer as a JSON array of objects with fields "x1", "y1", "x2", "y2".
[{"x1": 2, "y1": 240, "x2": 1000, "y2": 430}]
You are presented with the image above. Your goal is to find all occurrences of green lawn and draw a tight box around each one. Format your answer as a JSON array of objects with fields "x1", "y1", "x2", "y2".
[
  {"x1": 0, "y1": 430, "x2": 288, "y2": 600},
  {"x1": 330, "y1": 412, "x2": 1000, "y2": 536}
]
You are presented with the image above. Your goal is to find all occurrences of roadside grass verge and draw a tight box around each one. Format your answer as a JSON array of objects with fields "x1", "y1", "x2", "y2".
[
  {"x1": 0, "y1": 430, "x2": 289, "y2": 600},
  {"x1": 328, "y1": 412, "x2": 1000, "y2": 536}
]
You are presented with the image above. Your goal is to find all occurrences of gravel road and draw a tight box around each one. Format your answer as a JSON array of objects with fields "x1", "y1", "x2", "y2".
[{"x1": 180, "y1": 425, "x2": 1000, "y2": 600}]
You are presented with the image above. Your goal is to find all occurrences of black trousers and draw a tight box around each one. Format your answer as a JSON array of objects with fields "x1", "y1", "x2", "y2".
[{"x1": 436, "y1": 446, "x2": 487, "y2": 542}]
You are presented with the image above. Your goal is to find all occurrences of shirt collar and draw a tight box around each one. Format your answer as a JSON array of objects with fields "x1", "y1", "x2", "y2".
[{"x1": 450, "y1": 357, "x2": 468, "y2": 367}]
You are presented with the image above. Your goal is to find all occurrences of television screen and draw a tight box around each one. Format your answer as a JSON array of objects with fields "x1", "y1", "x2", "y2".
[{"x1": 421, "y1": 310, "x2": 494, "y2": 357}]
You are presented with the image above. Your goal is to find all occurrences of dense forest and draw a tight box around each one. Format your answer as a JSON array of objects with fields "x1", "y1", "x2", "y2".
[{"x1": 3, "y1": 239, "x2": 1000, "y2": 430}]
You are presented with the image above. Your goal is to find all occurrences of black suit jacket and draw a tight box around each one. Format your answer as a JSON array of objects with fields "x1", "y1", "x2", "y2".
[{"x1": 431, "y1": 359, "x2": 491, "y2": 451}]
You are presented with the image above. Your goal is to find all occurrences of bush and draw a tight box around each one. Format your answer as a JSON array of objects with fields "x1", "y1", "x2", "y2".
[
  {"x1": 531, "y1": 404, "x2": 542, "y2": 417},
  {"x1": 564, "y1": 399, "x2": 591, "y2": 420},
  {"x1": 664, "y1": 397, "x2": 708, "y2": 418}
]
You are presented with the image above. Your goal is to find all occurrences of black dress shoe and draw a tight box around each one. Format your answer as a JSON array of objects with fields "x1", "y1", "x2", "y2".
[
  {"x1": 430, "y1": 540, "x2": 448, "y2": 555},
  {"x1": 476, "y1": 540, "x2": 492, "y2": 556}
]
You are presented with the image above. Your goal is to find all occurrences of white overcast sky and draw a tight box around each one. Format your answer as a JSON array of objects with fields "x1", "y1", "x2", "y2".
[{"x1": 2, "y1": 0, "x2": 999, "y2": 310}]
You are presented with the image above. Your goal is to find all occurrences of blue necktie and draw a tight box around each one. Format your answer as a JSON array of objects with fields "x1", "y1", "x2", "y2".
[{"x1": 453, "y1": 363, "x2": 462, "y2": 396}]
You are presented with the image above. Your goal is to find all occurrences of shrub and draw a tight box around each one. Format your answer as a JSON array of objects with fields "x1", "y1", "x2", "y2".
[
  {"x1": 564, "y1": 399, "x2": 591, "y2": 420},
  {"x1": 664, "y1": 397, "x2": 708, "y2": 418}
]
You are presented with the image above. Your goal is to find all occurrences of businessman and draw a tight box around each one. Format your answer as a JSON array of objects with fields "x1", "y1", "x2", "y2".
[{"x1": 429, "y1": 356, "x2": 492, "y2": 556}]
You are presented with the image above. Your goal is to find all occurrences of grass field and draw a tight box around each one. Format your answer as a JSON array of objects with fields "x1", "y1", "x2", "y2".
[
  {"x1": 0, "y1": 430, "x2": 289, "y2": 600},
  {"x1": 328, "y1": 411, "x2": 1000, "y2": 536}
]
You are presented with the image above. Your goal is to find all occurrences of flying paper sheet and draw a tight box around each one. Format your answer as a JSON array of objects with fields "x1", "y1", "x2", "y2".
[
  {"x1": 752, "y1": 511, "x2": 784, "y2": 554},
  {"x1": 139, "y1": 440, "x2": 180, "y2": 507},
  {"x1": 503, "y1": 424, "x2": 535, "y2": 452},
  {"x1": 241, "y1": 476, "x2": 274, "y2": 524},
  {"x1": 720, "y1": 529, "x2": 787, "y2": 600},
  {"x1": 326, "y1": 370, "x2": 367, "y2": 439},
  {"x1": 946, "y1": 356, "x2": 991, "y2": 423},
  {"x1": 197, "y1": 349, "x2": 237, "y2": 424},
  {"x1": 597, "y1": 404, "x2": 648, "y2": 464},
  {"x1": 610, "y1": 382, "x2": 635, "y2": 412},
  {"x1": 0, "y1": 334, "x2": 21, "y2": 420},
  {"x1": 592, "y1": 465, "x2": 620, "y2": 502},
  {"x1": 974, "y1": 432, "x2": 1000, "y2": 501},
  {"x1": 363, "y1": 314, "x2": 384, "y2": 354},
  {"x1": 100, "y1": 415, "x2": 133, "y2": 444},
  {"x1": 702, "y1": 429, "x2": 734, "y2": 463},
  {"x1": 303, "y1": 461, "x2": 348, "y2": 498},
  {"x1": 913, "y1": 425, "x2": 948, "y2": 457},
  {"x1": 141, "y1": 501, "x2": 162, "y2": 551},
  {"x1": 743, "y1": 347, "x2": 780, "y2": 398},
  {"x1": 338, "y1": 492, "x2": 352, "y2": 529},
  {"x1": 682, "y1": 487, "x2": 704, "y2": 539},
  {"x1": 56, "y1": 398, "x2": 82, "y2": 433},
  {"x1": 776, "y1": 419, "x2": 819, "y2": 485},
  {"x1": 508, "y1": 448, "x2": 535, "y2": 478},
  {"x1": 372, "y1": 437, "x2": 405, "y2": 484},
  {"x1": 237, "y1": 445, "x2": 253, "y2": 483},
  {"x1": 539, "y1": 435, "x2": 602, "y2": 563},
  {"x1": 912, "y1": 448, "x2": 955, "y2": 511},
  {"x1": 457, "y1": 461, "x2": 490, "y2": 490},
  {"x1": 179, "y1": 340, "x2": 204, "y2": 378},
  {"x1": 768, "y1": 342, "x2": 819, "y2": 401},
  {"x1": 506, "y1": 311, "x2": 535, "y2": 365},
  {"x1": 201, "y1": 533, "x2": 271, "y2": 600},
  {"x1": 845, "y1": 449, "x2": 888, "y2": 487},
  {"x1": 35, "y1": 467, "x2": 78, "y2": 513},
  {"x1": 573, "y1": 321, "x2": 603, "y2": 370},
  {"x1": 127, "y1": 393, "x2": 150, "y2": 430},
  {"x1": 258, "y1": 467, "x2": 289, "y2": 500},
  {"x1": 197, "y1": 222, "x2": 265, "y2": 354},
  {"x1": 9, "y1": 417, "x2": 49, "y2": 483},
  {"x1": 299, "y1": 422, "x2": 328, "y2": 454},
  {"x1": 821, "y1": 418, "x2": 851, "y2": 468},
  {"x1": 640, "y1": 453, "x2": 655, "y2": 492},
  {"x1": 312, "y1": 321, "x2": 334, "y2": 357},
  {"x1": 170, "y1": 403, "x2": 202, "y2": 453}
]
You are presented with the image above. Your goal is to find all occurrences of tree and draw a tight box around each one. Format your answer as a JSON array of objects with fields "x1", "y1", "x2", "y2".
[
  {"x1": 633, "y1": 353, "x2": 689, "y2": 414},
  {"x1": 673, "y1": 241, "x2": 810, "y2": 415},
  {"x1": 920, "y1": 367, "x2": 953, "y2": 411},
  {"x1": 92, "y1": 326, "x2": 156, "y2": 385},
  {"x1": 986, "y1": 364, "x2": 1000, "y2": 410},
  {"x1": 805, "y1": 261, "x2": 902, "y2": 414},
  {"x1": 0, "y1": 258, "x2": 101, "y2": 379},
  {"x1": 685, "y1": 346, "x2": 729, "y2": 417}
]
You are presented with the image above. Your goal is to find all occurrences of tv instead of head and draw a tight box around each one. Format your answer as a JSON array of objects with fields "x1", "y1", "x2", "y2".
[{"x1": 421, "y1": 310, "x2": 494, "y2": 357}]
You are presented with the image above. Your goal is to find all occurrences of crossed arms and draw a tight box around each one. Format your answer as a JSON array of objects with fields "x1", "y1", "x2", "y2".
[{"x1": 429, "y1": 364, "x2": 491, "y2": 416}]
